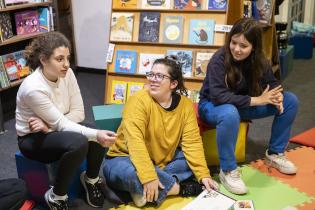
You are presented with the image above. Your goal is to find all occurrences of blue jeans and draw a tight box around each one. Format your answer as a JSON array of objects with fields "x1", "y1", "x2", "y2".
[
  {"x1": 198, "y1": 91, "x2": 298, "y2": 171},
  {"x1": 103, "y1": 149, "x2": 193, "y2": 206}
]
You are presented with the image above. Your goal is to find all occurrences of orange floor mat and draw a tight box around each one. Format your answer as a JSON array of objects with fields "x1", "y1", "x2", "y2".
[
  {"x1": 296, "y1": 200, "x2": 315, "y2": 210},
  {"x1": 250, "y1": 146, "x2": 315, "y2": 197},
  {"x1": 290, "y1": 127, "x2": 315, "y2": 147}
]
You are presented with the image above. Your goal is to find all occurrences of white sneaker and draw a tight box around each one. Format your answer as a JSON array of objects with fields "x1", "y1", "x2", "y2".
[
  {"x1": 219, "y1": 168, "x2": 248, "y2": 195},
  {"x1": 265, "y1": 150, "x2": 297, "y2": 174}
]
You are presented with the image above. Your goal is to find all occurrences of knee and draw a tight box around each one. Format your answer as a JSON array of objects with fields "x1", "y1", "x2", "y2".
[
  {"x1": 68, "y1": 133, "x2": 89, "y2": 156},
  {"x1": 283, "y1": 92, "x2": 299, "y2": 111},
  {"x1": 131, "y1": 193, "x2": 147, "y2": 207},
  {"x1": 217, "y1": 105, "x2": 240, "y2": 125}
]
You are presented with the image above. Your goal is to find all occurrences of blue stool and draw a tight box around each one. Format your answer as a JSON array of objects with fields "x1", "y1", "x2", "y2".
[{"x1": 15, "y1": 151, "x2": 86, "y2": 206}]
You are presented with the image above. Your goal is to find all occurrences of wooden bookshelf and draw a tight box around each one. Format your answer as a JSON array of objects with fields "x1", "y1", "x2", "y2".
[{"x1": 0, "y1": 1, "x2": 52, "y2": 12}]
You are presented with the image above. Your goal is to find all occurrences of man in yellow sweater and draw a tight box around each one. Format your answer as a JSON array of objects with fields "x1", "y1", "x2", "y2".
[{"x1": 103, "y1": 56, "x2": 218, "y2": 207}]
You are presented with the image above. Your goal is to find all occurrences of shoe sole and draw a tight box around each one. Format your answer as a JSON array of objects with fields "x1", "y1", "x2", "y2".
[
  {"x1": 219, "y1": 173, "x2": 248, "y2": 195},
  {"x1": 44, "y1": 190, "x2": 54, "y2": 210},
  {"x1": 80, "y1": 172, "x2": 103, "y2": 208},
  {"x1": 264, "y1": 159, "x2": 297, "y2": 175}
]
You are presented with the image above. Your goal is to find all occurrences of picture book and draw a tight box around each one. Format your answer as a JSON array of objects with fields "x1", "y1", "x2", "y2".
[
  {"x1": 114, "y1": 50, "x2": 137, "y2": 74},
  {"x1": 110, "y1": 12, "x2": 134, "y2": 42},
  {"x1": 233, "y1": 200, "x2": 255, "y2": 210},
  {"x1": 166, "y1": 50, "x2": 193, "y2": 77},
  {"x1": 194, "y1": 51, "x2": 214, "y2": 77},
  {"x1": 138, "y1": 53, "x2": 164, "y2": 74},
  {"x1": 187, "y1": 89, "x2": 200, "y2": 103},
  {"x1": 163, "y1": 16, "x2": 184, "y2": 44},
  {"x1": 112, "y1": 0, "x2": 137, "y2": 9},
  {"x1": 243, "y1": 0, "x2": 252, "y2": 18},
  {"x1": 141, "y1": 0, "x2": 171, "y2": 10},
  {"x1": 182, "y1": 189, "x2": 236, "y2": 210},
  {"x1": 189, "y1": 19, "x2": 215, "y2": 45},
  {"x1": 110, "y1": 80, "x2": 128, "y2": 104},
  {"x1": 0, "y1": 57, "x2": 10, "y2": 88},
  {"x1": 38, "y1": 7, "x2": 50, "y2": 32},
  {"x1": 138, "y1": 12, "x2": 160, "y2": 43},
  {"x1": 14, "y1": 10, "x2": 40, "y2": 35},
  {"x1": 14, "y1": 50, "x2": 30, "y2": 78},
  {"x1": 127, "y1": 81, "x2": 145, "y2": 100},
  {"x1": 0, "y1": 12, "x2": 14, "y2": 42},
  {"x1": 256, "y1": 0, "x2": 273, "y2": 24},
  {"x1": 207, "y1": 0, "x2": 227, "y2": 10},
  {"x1": 1, "y1": 53, "x2": 19, "y2": 81},
  {"x1": 174, "y1": 0, "x2": 203, "y2": 10}
]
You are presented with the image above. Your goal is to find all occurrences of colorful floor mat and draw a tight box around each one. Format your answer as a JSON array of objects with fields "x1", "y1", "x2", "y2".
[{"x1": 290, "y1": 127, "x2": 315, "y2": 147}]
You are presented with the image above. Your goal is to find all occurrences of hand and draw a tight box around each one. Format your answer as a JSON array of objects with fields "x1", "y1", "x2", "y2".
[
  {"x1": 201, "y1": 177, "x2": 219, "y2": 191},
  {"x1": 258, "y1": 85, "x2": 283, "y2": 106},
  {"x1": 96, "y1": 130, "x2": 117, "y2": 147},
  {"x1": 143, "y1": 179, "x2": 164, "y2": 202},
  {"x1": 28, "y1": 117, "x2": 49, "y2": 133}
]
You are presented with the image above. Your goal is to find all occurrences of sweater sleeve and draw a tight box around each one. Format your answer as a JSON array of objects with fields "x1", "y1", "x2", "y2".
[
  {"x1": 181, "y1": 100, "x2": 211, "y2": 182},
  {"x1": 261, "y1": 64, "x2": 281, "y2": 90},
  {"x1": 123, "y1": 95, "x2": 158, "y2": 184},
  {"x1": 23, "y1": 89, "x2": 97, "y2": 140}
]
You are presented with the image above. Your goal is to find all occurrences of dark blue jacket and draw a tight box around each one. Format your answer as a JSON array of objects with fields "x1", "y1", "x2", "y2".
[{"x1": 199, "y1": 47, "x2": 280, "y2": 108}]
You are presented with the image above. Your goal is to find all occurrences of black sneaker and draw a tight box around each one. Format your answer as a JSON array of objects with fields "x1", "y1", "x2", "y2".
[
  {"x1": 179, "y1": 180, "x2": 204, "y2": 197},
  {"x1": 44, "y1": 188, "x2": 68, "y2": 210},
  {"x1": 80, "y1": 172, "x2": 105, "y2": 208}
]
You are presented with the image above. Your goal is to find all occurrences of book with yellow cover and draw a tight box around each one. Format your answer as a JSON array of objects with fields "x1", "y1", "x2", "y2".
[
  {"x1": 110, "y1": 80, "x2": 128, "y2": 104},
  {"x1": 127, "y1": 81, "x2": 145, "y2": 100},
  {"x1": 112, "y1": 0, "x2": 137, "y2": 9}
]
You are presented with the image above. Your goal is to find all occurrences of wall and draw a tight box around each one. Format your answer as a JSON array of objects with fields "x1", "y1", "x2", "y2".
[{"x1": 71, "y1": 0, "x2": 112, "y2": 69}]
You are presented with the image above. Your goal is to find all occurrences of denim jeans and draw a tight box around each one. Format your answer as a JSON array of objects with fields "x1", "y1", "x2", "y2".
[
  {"x1": 103, "y1": 149, "x2": 193, "y2": 206},
  {"x1": 198, "y1": 91, "x2": 298, "y2": 172}
]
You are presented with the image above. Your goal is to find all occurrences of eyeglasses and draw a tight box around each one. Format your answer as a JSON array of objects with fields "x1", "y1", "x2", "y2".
[{"x1": 145, "y1": 72, "x2": 171, "y2": 82}]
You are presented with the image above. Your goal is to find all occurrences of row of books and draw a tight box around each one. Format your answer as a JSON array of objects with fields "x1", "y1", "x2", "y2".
[
  {"x1": 0, "y1": 50, "x2": 30, "y2": 89},
  {"x1": 111, "y1": 12, "x2": 216, "y2": 45},
  {"x1": 0, "y1": 7, "x2": 54, "y2": 42},
  {"x1": 243, "y1": 0, "x2": 274, "y2": 24},
  {"x1": 0, "y1": 0, "x2": 49, "y2": 9},
  {"x1": 113, "y1": 0, "x2": 227, "y2": 11},
  {"x1": 114, "y1": 49, "x2": 215, "y2": 78}
]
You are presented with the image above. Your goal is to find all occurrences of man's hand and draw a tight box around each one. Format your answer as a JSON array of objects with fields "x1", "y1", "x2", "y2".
[
  {"x1": 96, "y1": 130, "x2": 117, "y2": 147},
  {"x1": 201, "y1": 177, "x2": 219, "y2": 191},
  {"x1": 28, "y1": 117, "x2": 49, "y2": 133},
  {"x1": 143, "y1": 179, "x2": 165, "y2": 202}
]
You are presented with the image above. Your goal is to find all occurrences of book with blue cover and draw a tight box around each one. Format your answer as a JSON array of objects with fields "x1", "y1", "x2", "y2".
[
  {"x1": 138, "y1": 12, "x2": 160, "y2": 43},
  {"x1": 166, "y1": 50, "x2": 193, "y2": 77},
  {"x1": 163, "y1": 16, "x2": 184, "y2": 44},
  {"x1": 189, "y1": 19, "x2": 215, "y2": 45},
  {"x1": 38, "y1": 7, "x2": 50, "y2": 32},
  {"x1": 174, "y1": 0, "x2": 203, "y2": 10},
  {"x1": 114, "y1": 50, "x2": 137, "y2": 74},
  {"x1": 207, "y1": 0, "x2": 227, "y2": 10}
]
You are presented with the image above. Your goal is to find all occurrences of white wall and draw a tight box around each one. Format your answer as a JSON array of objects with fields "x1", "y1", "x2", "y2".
[
  {"x1": 275, "y1": 0, "x2": 289, "y2": 22},
  {"x1": 303, "y1": 0, "x2": 315, "y2": 24},
  {"x1": 71, "y1": 0, "x2": 112, "y2": 69}
]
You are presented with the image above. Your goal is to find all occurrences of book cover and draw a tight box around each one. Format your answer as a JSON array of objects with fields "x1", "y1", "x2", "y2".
[
  {"x1": 166, "y1": 50, "x2": 193, "y2": 77},
  {"x1": 127, "y1": 81, "x2": 145, "y2": 100},
  {"x1": 187, "y1": 89, "x2": 200, "y2": 103},
  {"x1": 110, "y1": 80, "x2": 128, "y2": 104},
  {"x1": 182, "y1": 189, "x2": 236, "y2": 210},
  {"x1": 174, "y1": 0, "x2": 202, "y2": 10},
  {"x1": 141, "y1": 0, "x2": 171, "y2": 10},
  {"x1": 38, "y1": 7, "x2": 50, "y2": 32},
  {"x1": 138, "y1": 12, "x2": 160, "y2": 43},
  {"x1": 110, "y1": 12, "x2": 134, "y2": 42},
  {"x1": 243, "y1": 0, "x2": 252, "y2": 18},
  {"x1": 0, "y1": 57, "x2": 10, "y2": 88},
  {"x1": 163, "y1": 16, "x2": 184, "y2": 44},
  {"x1": 0, "y1": 12, "x2": 14, "y2": 42},
  {"x1": 189, "y1": 19, "x2": 215, "y2": 45},
  {"x1": 194, "y1": 51, "x2": 214, "y2": 77},
  {"x1": 14, "y1": 50, "x2": 30, "y2": 78},
  {"x1": 233, "y1": 200, "x2": 255, "y2": 210},
  {"x1": 14, "y1": 10, "x2": 40, "y2": 35},
  {"x1": 114, "y1": 50, "x2": 137, "y2": 74},
  {"x1": 207, "y1": 0, "x2": 227, "y2": 10},
  {"x1": 112, "y1": 0, "x2": 137, "y2": 9},
  {"x1": 1, "y1": 53, "x2": 19, "y2": 81},
  {"x1": 138, "y1": 53, "x2": 164, "y2": 74},
  {"x1": 256, "y1": 0, "x2": 273, "y2": 24}
]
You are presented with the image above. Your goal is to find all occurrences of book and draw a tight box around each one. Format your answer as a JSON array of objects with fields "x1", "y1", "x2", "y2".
[
  {"x1": 233, "y1": 200, "x2": 255, "y2": 210},
  {"x1": 182, "y1": 189, "x2": 236, "y2": 210},
  {"x1": 187, "y1": 89, "x2": 200, "y2": 103},
  {"x1": 38, "y1": 7, "x2": 50, "y2": 32},
  {"x1": 0, "y1": 12, "x2": 14, "y2": 42},
  {"x1": 110, "y1": 80, "x2": 128, "y2": 104},
  {"x1": 114, "y1": 50, "x2": 137, "y2": 74},
  {"x1": 138, "y1": 12, "x2": 160, "y2": 43},
  {"x1": 174, "y1": 0, "x2": 203, "y2": 10},
  {"x1": 14, "y1": 10, "x2": 40, "y2": 35},
  {"x1": 138, "y1": 53, "x2": 164, "y2": 74},
  {"x1": 163, "y1": 16, "x2": 184, "y2": 44},
  {"x1": 110, "y1": 12, "x2": 134, "y2": 42},
  {"x1": 127, "y1": 81, "x2": 145, "y2": 100},
  {"x1": 243, "y1": 0, "x2": 252, "y2": 18},
  {"x1": 112, "y1": 0, "x2": 137, "y2": 9},
  {"x1": 0, "y1": 57, "x2": 10, "y2": 88},
  {"x1": 141, "y1": 0, "x2": 171, "y2": 10},
  {"x1": 14, "y1": 50, "x2": 30, "y2": 78},
  {"x1": 194, "y1": 51, "x2": 214, "y2": 77},
  {"x1": 1, "y1": 53, "x2": 19, "y2": 81},
  {"x1": 167, "y1": 50, "x2": 193, "y2": 77},
  {"x1": 207, "y1": 0, "x2": 227, "y2": 10},
  {"x1": 256, "y1": 0, "x2": 273, "y2": 24},
  {"x1": 189, "y1": 19, "x2": 215, "y2": 45}
]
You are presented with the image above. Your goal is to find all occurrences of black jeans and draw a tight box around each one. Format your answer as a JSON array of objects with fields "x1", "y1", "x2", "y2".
[
  {"x1": 0, "y1": 178, "x2": 27, "y2": 210},
  {"x1": 18, "y1": 131, "x2": 106, "y2": 196}
]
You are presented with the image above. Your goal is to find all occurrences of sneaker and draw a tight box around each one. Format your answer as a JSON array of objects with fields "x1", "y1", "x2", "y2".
[
  {"x1": 44, "y1": 188, "x2": 68, "y2": 210},
  {"x1": 130, "y1": 193, "x2": 147, "y2": 207},
  {"x1": 80, "y1": 172, "x2": 105, "y2": 208},
  {"x1": 219, "y1": 168, "x2": 247, "y2": 195},
  {"x1": 265, "y1": 150, "x2": 297, "y2": 174},
  {"x1": 179, "y1": 180, "x2": 204, "y2": 197}
]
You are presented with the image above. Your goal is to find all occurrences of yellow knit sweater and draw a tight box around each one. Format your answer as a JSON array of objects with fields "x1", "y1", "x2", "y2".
[{"x1": 107, "y1": 89, "x2": 210, "y2": 184}]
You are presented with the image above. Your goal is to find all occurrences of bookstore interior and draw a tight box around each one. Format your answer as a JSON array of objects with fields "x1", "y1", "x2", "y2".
[{"x1": 0, "y1": 0, "x2": 315, "y2": 209}]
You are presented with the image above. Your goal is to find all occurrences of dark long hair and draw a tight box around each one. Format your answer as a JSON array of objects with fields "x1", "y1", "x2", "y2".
[
  {"x1": 224, "y1": 18, "x2": 266, "y2": 96},
  {"x1": 153, "y1": 55, "x2": 188, "y2": 96}
]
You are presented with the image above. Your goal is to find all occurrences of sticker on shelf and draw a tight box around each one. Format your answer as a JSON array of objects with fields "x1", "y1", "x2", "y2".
[
  {"x1": 214, "y1": 24, "x2": 233, "y2": 32},
  {"x1": 106, "y1": 43, "x2": 115, "y2": 63}
]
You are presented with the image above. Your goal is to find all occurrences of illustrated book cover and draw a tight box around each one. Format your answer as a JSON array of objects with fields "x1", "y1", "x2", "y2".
[
  {"x1": 110, "y1": 80, "x2": 128, "y2": 104},
  {"x1": 14, "y1": 10, "x2": 40, "y2": 35},
  {"x1": 256, "y1": 0, "x2": 274, "y2": 24},
  {"x1": 163, "y1": 16, "x2": 184, "y2": 44},
  {"x1": 0, "y1": 12, "x2": 14, "y2": 42},
  {"x1": 127, "y1": 81, "x2": 145, "y2": 100},
  {"x1": 112, "y1": 0, "x2": 137, "y2": 9},
  {"x1": 189, "y1": 19, "x2": 215, "y2": 45},
  {"x1": 138, "y1": 12, "x2": 160, "y2": 43},
  {"x1": 141, "y1": 0, "x2": 171, "y2": 10},
  {"x1": 138, "y1": 53, "x2": 164, "y2": 74},
  {"x1": 174, "y1": 0, "x2": 203, "y2": 10},
  {"x1": 1, "y1": 53, "x2": 19, "y2": 81},
  {"x1": 194, "y1": 51, "x2": 214, "y2": 77},
  {"x1": 207, "y1": 0, "x2": 227, "y2": 10},
  {"x1": 114, "y1": 50, "x2": 137, "y2": 74},
  {"x1": 233, "y1": 200, "x2": 255, "y2": 210},
  {"x1": 38, "y1": 7, "x2": 50, "y2": 32},
  {"x1": 14, "y1": 50, "x2": 30, "y2": 78},
  {"x1": 166, "y1": 50, "x2": 193, "y2": 77},
  {"x1": 110, "y1": 12, "x2": 134, "y2": 42}
]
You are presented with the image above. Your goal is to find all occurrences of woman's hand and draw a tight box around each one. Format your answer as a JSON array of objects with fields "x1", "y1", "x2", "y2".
[
  {"x1": 251, "y1": 85, "x2": 283, "y2": 106},
  {"x1": 143, "y1": 179, "x2": 165, "y2": 202},
  {"x1": 28, "y1": 117, "x2": 49, "y2": 133},
  {"x1": 96, "y1": 130, "x2": 117, "y2": 147},
  {"x1": 201, "y1": 177, "x2": 219, "y2": 191}
]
